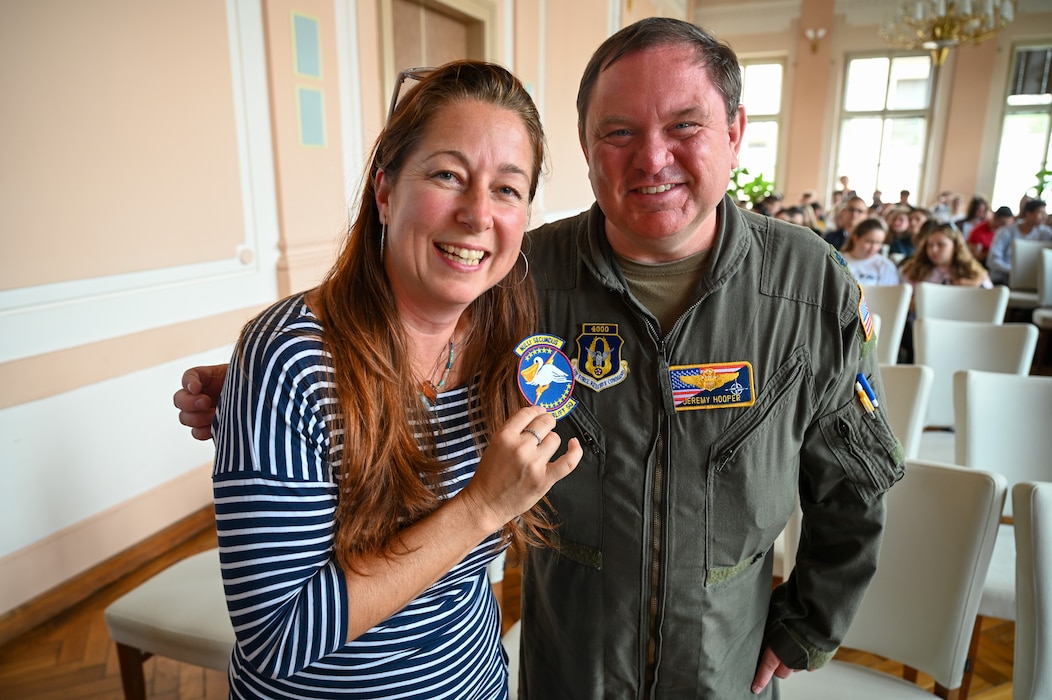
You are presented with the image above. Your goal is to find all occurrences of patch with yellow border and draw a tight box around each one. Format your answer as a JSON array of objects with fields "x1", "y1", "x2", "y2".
[
  {"x1": 573, "y1": 323, "x2": 630, "y2": 392},
  {"x1": 669, "y1": 362, "x2": 755, "y2": 411}
]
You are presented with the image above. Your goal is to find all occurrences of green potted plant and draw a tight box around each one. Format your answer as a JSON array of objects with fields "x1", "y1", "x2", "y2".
[{"x1": 728, "y1": 167, "x2": 775, "y2": 207}]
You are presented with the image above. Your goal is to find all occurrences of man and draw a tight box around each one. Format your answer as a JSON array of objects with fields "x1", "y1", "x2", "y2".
[
  {"x1": 821, "y1": 194, "x2": 868, "y2": 250},
  {"x1": 176, "y1": 18, "x2": 902, "y2": 697},
  {"x1": 987, "y1": 198, "x2": 1052, "y2": 285}
]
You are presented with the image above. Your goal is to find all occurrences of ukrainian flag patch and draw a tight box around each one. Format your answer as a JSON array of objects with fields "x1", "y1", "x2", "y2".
[{"x1": 669, "y1": 362, "x2": 755, "y2": 411}]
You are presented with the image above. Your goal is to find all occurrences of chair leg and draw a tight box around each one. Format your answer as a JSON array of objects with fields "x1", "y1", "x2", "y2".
[
  {"x1": 934, "y1": 685, "x2": 959, "y2": 700},
  {"x1": 1033, "y1": 327, "x2": 1051, "y2": 375},
  {"x1": 957, "y1": 615, "x2": 984, "y2": 700},
  {"x1": 115, "y1": 642, "x2": 149, "y2": 700}
]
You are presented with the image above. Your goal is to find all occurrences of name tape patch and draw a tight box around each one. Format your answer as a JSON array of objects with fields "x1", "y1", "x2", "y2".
[{"x1": 669, "y1": 361, "x2": 755, "y2": 411}]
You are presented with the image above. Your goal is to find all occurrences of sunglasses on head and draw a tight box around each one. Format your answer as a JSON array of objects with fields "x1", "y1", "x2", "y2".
[{"x1": 387, "y1": 67, "x2": 436, "y2": 123}]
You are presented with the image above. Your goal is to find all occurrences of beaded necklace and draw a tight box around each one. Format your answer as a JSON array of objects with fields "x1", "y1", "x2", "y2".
[{"x1": 420, "y1": 337, "x2": 455, "y2": 405}]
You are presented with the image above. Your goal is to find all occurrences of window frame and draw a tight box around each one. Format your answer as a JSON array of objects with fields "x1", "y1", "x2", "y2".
[
  {"x1": 834, "y1": 50, "x2": 936, "y2": 206},
  {"x1": 991, "y1": 42, "x2": 1052, "y2": 208},
  {"x1": 736, "y1": 56, "x2": 787, "y2": 192}
]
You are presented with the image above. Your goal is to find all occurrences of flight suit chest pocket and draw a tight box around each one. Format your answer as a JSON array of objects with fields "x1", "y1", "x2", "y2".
[
  {"x1": 819, "y1": 400, "x2": 903, "y2": 502},
  {"x1": 705, "y1": 350, "x2": 812, "y2": 579}
]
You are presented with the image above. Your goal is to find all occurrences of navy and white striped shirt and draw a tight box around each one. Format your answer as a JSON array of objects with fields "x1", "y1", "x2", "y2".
[{"x1": 213, "y1": 295, "x2": 509, "y2": 699}]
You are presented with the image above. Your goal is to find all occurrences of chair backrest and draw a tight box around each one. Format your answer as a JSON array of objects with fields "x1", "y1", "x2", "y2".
[
  {"x1": 953, "y1": 370, "x2": 1052, "y2": 517},
  {"x1": 878, "y1": 364, "x2": 933, "y2": 460},
  {"x1": 1014, "y1": 481, "x2": 1052, "y2": 700},
  {"x1": 842, "y1": 460, "x2": 1006, "y2": 690},
  {"x1": 1038, "y1": 248, "x2": 1052, "y2": 308},
  {"x1": 914, "y1": 282, "x2": 1009, "y2": 323},
  {"x1": 861, "y1": 284, "x2": 912, "y2": 365},
  {"x1": 1010, "y1": 239, "x2": 1052, "y2": 291},
  {"x1": 913, "y1": 319, "x2": 1038, "y2": 427}
]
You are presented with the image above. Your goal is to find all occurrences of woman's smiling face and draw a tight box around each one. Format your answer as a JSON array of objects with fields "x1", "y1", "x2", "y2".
[{"x1": 376, "y1": 99, "x2": 535, "y2": 320}]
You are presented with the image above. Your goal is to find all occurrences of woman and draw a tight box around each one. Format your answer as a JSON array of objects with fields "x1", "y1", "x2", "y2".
[
  {"x1": 883, "y1": 205, "x2": 912, "y2": 258},
  {"x1": 900, "y1": 222, "x2": 992, "y2": 288},
  {"x1": 212, "y1": 61, "x2": 581, "y2": 698},
  {"x1": 956, "y1": 195, "x2": 989, "y2": 238},
  {"x1": 841, "y1": 217, "x2": 900, "y2": 285}
]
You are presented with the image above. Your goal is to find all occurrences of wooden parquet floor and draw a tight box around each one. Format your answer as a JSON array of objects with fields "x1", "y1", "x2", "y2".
[{"x1": 0, "y1": 540, "x2": 1015, "y2": 699}]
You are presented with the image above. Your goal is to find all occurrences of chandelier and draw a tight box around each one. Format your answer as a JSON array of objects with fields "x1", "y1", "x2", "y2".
[{"x1": 881, "y1": 0, "x2": 1017, "y2": 66}]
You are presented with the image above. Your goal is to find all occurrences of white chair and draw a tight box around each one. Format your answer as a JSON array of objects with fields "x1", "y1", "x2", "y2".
[
  {"x1": 504, "y1": 619, "x2": 521, "y2": 700},
  {"x1": 1032, "y1": 248, "x2": 1052, "y2": 371},
  {"x1": 1037, "y1": 247, "x2": 1052, "y2": 309},
  {"x1": 780, "y1": 460, "x2": 1006, "y2": 700},
  {"x1": 878, "y1": 364, "x2": 933, "y2": 460},
  {"x1": 1009, "y1": 239, "x2": 1052, "y2": 310},
  {"x1": 913, "y1": 282, "x2": 1009, "y2": 323},
  {"x1": 104, "y1": 548, "x2": 235, "y2": 700},
  {"x1": 862, "y1": 284, "x2": 912, "y2": 365},
  {"x1": 913, "y1": 319, "x2": 1038, "y2": 464},
  {"x1": 951, "y1": 371, "x2": 1052, "y2": 695},
  {"x1": 1013, "y1": 481, "x2": 1052, "y2": 700},
  {"x1": 953, "y1": 370, "x2": 1052, "y2": 617}
]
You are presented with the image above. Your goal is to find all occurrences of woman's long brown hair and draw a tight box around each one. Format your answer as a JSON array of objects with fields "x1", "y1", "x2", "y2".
[
  {"x1": 900, "y1": 222, "x2": 987, "y2": 284},
  {"x1": 310, "y1": 61, "x2": 551, "y2": 572}
]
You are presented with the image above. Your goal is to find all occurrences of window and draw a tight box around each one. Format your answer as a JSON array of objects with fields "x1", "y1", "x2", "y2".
[
  {"x1": 737, "y1": 60, "x2": 784, "y2": 186},
  {"x1": 991, "y1": 46, "x2": 1052, "y2": 209},
  {"x1": 835, "y1": 54, "x2": 933, "y2": 203}
]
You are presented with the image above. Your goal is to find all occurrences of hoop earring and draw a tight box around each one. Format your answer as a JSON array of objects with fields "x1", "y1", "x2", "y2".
[
  {"x1": 497, "y1": 250, "x2": 529, "y2": 288},
  {"x1": 380, "y1": 223, "x2": 386, "y2": 259}
]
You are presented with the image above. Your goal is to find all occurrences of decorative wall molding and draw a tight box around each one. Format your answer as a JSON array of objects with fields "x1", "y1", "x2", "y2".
[
  {"x1": 0, "y1": 0, "x2": 279, "y2": 364},
  {"x1": 693, "y1": 0, "x2": 800, "y2": 35}
]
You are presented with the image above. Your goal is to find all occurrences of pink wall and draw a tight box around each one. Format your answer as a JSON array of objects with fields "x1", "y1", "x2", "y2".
[{"x1": 0, "y1": 0, "x2": 244, "y2": 290}]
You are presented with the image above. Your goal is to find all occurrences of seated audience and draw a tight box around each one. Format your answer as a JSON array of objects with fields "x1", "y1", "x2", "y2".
[
  {"x1": 987, "y1": 198, "x2": 1052, "y2": 285},
  {"x1": 841, "y1": 217, "x2": 900, "y2": 285},
  {"x1": 892, "y1": 207, "x2": 932, "y2": 260},
  {"x1": 823, "y1": 195, "x2": 868, "y2": 249},
  {"x1": 883, "y1": 206, "x2": 912, "y2": 259},
  {"x1": 775, "y1": 205, "x2": 807, "y2": 227},
  {"x1": 966, "y1": 205, "x2": 1013, "y2": 266},
  {"x1": 956, "y1": 195, "x2": 989, "y2": 238},
  {"x1": 900, "y1": 222, "x2": 992, "y2": 289}
]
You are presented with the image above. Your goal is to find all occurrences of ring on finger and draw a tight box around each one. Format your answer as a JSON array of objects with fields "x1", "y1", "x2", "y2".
[{"x1": 522, "y1": 427, "x2": 543, "y2": 446}]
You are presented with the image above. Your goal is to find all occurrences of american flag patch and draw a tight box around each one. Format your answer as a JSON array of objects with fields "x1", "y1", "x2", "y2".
[{"x1": 858, "y1": 286, "x2": 874, "y2": 342}]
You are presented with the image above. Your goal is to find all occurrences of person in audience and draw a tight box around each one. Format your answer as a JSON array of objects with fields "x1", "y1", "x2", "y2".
[
  {"x1": 870, "y1": 189, "x2": 883, "y2": 212},
  {"x1": 841, "y1": 217, "x2": 900, "y2": 285},
  {"x1": 897, "y1": 189, "x2": 911, "y2": 207},
  {"x1": 838, "y1": 174, "x2": 856, "y2": 200},
  {"x1": 892, "y1": 206, "x2": 931, "y2": 260},
  {"x1": 201, "y1": 60, "x2": 581, "y2": 698},
  {"x1": 808, "y1": 199, "x2": 827, "y2": 232},
  {"x1": 947, "y1": 193, "x2": 966, "y2": 225},
  {"x1": 775, "y1": 205, "x2": 807, "y2": 227},
  {"x1": 966, "y1": 205, "x2": 1013, "y2": 266},
  {"x1": 987, "y1": 198, "x2": 1052, "y2": 285},
  {"x1": 956, "y1": 195, "x2": 989, "y2": 238},
  {"x1": 900, "y1": 222, "x2": 992, "y2": 288},
  {"x1": 823, "y1": 194, "x2": 868, "y2": 249},
  {"x1": 928, "y1": 191, "x2": 953, "y2": 223},
  {"x1": 883, "y1": 206, "x2": 912, "y2": 259}
]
